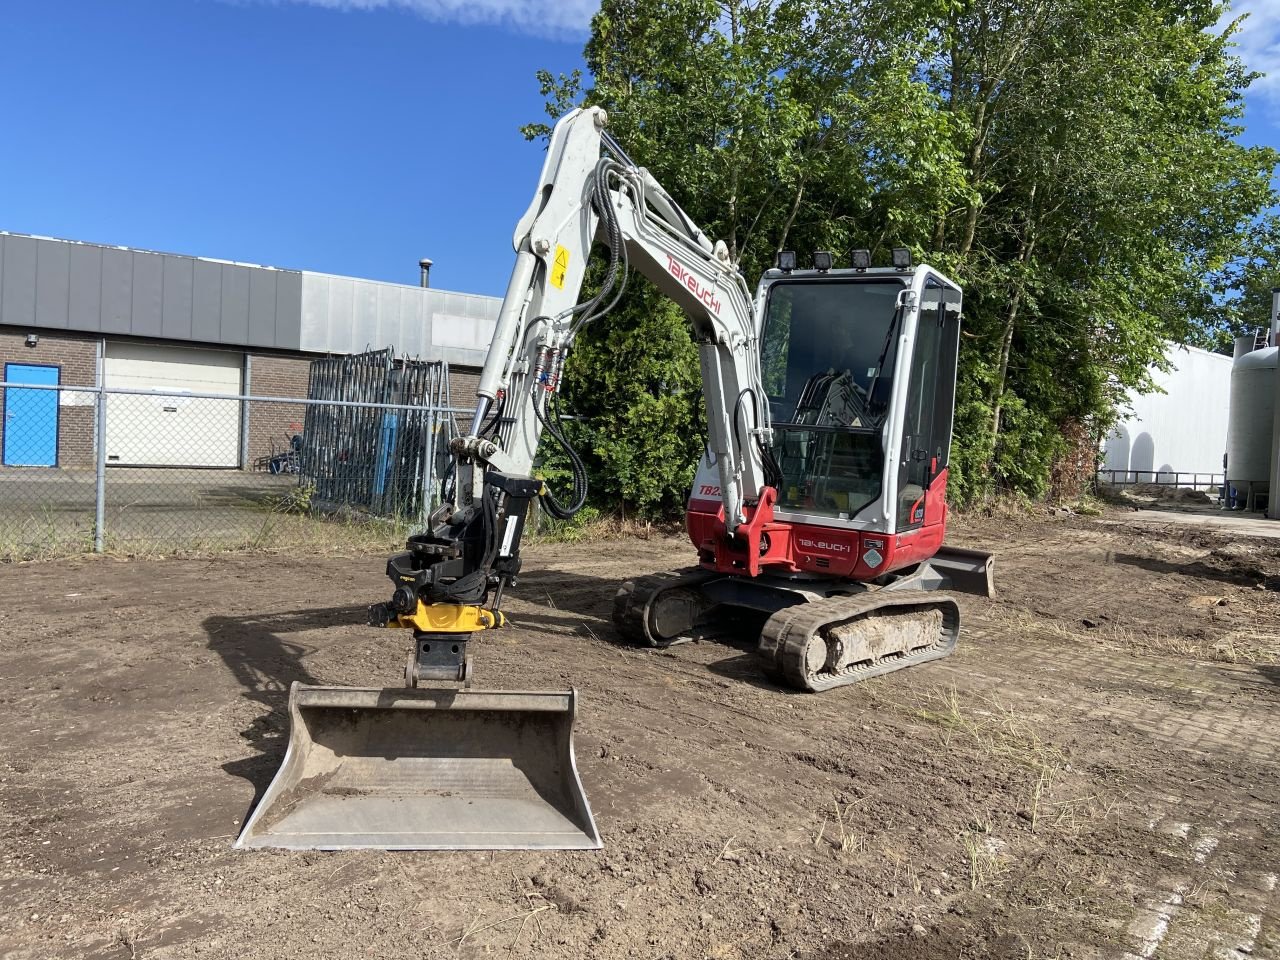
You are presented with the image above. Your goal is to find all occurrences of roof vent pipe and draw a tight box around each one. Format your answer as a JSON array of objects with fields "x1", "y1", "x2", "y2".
[
  {"x1": 1271, "y1": 286, "x2": 1279, "y2": 347},
  {"x1": 419, "y1": 258, "x2": 433, "y2": 289}
]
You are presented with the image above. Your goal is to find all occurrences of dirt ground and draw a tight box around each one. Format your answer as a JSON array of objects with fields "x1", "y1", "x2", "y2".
[{"x1": 3, "y1": 508, "x2": 1280, "y2": 959}]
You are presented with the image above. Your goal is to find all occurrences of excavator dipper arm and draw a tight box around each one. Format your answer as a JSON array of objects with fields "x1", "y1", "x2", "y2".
[{"x1": 371, "y1": 106, "x2": 777, "y2": 680}]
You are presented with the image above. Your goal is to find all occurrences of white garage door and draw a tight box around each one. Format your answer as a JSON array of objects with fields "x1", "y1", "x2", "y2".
[{"x1": 104, "y1": 343, "x2": 244, "y2": 467}]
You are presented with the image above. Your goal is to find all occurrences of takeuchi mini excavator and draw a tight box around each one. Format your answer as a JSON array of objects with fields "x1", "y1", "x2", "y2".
[{"x1": 235, "y1": 106, "x2": 994, "y2": 853}]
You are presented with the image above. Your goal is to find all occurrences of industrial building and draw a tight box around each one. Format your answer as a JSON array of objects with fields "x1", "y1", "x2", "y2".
[
  {"x1": 1101, "y1": 344, "x2": 1233, "y2": 481},
  {"x1": 0, "y1": 231, "x2": 497, "y2": 469},
  {"x1": 1102, "y1": 292, "x2": 1280, "y2": 518}
]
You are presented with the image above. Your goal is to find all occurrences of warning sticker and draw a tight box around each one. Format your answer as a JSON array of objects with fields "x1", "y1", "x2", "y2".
[{"x1": 549, "y1": 244, "x2": 570, "y2": 290}]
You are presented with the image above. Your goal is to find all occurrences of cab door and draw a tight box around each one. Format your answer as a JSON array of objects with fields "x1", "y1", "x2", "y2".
[{"x1": 896, "y1": 280, "x2": 960, "y2": 531}]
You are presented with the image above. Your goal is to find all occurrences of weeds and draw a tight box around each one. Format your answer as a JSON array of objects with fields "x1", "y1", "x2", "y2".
[
  {"x1": 912, "y1": 684, "x2": 1066, "y2": 779},
  {"x1": 951, "y1": 491, "x2": 1040, "y2": 521},
  {"x1": 913, "y1": 685, "x2": 966, "y2": 747},
  {"x1": 961, "y1": 816, "x2": 1008, "y2": 890},
  {"x1": 881, "y1": 845, "x2": 923, "y2": 894},
  {"x1": 814, "y1": 796, "x2": 867, "y2": 854},
  {"x1": 1028, "y1": 767, "x2": 1052, "y2": 831},
  {"x1": 1070, "y1": 497, "x2": 1104, "y2": 517},
  {"x1": 446, "y1": 905, "x2": 555, "y2": 950},
  {"x1": 718, "y1": 836, "x2": 744, "y2": 862},
  {"x1": 527, "y1": 504, "x2": 680, "y2": 545},
  {"x1": 891, "y1": 683, "x2": 1073, "y2": 882}
]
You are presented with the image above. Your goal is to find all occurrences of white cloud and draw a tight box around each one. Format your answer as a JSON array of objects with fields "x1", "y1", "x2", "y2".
[
  {"x1": 1223, "y1": 0, "x2": 1280, "y2": 100},
  {"x1": 263, "y1": 0, "x2": 597, "y2": 37}
]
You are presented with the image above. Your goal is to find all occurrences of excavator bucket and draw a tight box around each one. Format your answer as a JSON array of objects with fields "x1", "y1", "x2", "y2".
[{"x1": 235, "y1": 683, "x2": 601, "y2": 851}]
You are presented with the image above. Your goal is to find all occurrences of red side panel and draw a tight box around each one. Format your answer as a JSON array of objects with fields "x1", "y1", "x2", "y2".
[
  {"x1": 686, "y1": 468, "x2": 951, "y2": 584},
  {"x1": 894, "y1": 467, "x2": 948, "y2": 568},
  {"x1": 924, "y1": 466, "x2": 948, "y2": 527}
]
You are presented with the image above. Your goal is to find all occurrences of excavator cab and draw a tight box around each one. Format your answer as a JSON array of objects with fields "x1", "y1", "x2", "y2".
[{"x1": 760, "y1": 270, "x2": 960, "y2": 528}]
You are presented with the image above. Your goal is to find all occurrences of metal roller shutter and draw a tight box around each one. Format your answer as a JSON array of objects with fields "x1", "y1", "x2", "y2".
[{"x1": 104, "y1": 343, "x2": 243, "y2": 467}]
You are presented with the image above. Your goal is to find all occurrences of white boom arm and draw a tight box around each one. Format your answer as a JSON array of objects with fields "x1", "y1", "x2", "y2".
[{"x1": 455, "y1": 106, "x2": 771, "y2": 532}]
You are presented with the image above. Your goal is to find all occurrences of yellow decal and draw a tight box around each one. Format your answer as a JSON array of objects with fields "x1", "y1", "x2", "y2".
[{"x1": 549, "y1": 245, "x2": 570, "y2": 290}]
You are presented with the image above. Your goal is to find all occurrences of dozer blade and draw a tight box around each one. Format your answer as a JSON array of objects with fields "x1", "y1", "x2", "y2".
[{"x1": 235, "y1": 683, "x2": 601, "y2": 851}]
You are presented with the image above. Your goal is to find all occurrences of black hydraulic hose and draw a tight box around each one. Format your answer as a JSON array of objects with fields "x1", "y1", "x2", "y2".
[
  {"x1": 569, "y1": 161, "x2": 629, "y2": 338},
  {"x1": 527, "y1": 160, "x2": 636, "y2": 521},
  {"x1": 760, "y1": 443, "x2": 784, "y2": 492},
  {"x1": 480, "y1": 392, "x2": 506, "y2": 439},
  {"x1": 733, "y1": 387, "x2": 784, "y2": 492},
  {"x1": 533, "y1": 387, "x2": 589, "y2": 519},
  {"x1": 439, "y1": 459, "x2": 455, "y2": 504}
]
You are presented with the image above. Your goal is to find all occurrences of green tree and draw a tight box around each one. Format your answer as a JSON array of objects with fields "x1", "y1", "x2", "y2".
[
  {"x1": 539, "y1": 282, "x2": 706, "y2": 516},
  {"x1": 928, "y1": 0, "x2": 1277, "y2": 497},
  {"x1": 528, "y1": 0, "x2": 1278, "y2": 515}
]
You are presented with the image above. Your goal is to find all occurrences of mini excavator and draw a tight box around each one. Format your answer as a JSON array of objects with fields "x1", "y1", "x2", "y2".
[{"x1": 236, "y1": 107, "x2": 993, "y2": 853}]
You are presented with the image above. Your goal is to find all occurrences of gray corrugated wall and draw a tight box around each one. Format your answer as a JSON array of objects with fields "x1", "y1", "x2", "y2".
[
  {"x1": 0, "y1": 232, "x2": 497, "y2": 366},
  {"x1": 0, "y1": 233, "x2": 302, "y2": 350},
  {"x1": 298, "y1": 272, "x2": 495, "y2": 368}
]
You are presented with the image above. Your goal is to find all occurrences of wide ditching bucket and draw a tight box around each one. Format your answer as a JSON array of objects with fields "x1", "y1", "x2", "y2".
[{"x1": 235, "y1": 683, "x2": 601, "y2": 851}]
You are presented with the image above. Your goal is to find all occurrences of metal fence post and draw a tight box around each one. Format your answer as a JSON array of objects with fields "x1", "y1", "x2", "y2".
[
  {"x1": 239, "y1": 356, "x2": 252, "y2": 469},
  {"x1": 94, "y1": 387, "x2": 107, "y2": 553},
  {"x1": 420, "y1": 404, "x2": 438, "y2": 530}
]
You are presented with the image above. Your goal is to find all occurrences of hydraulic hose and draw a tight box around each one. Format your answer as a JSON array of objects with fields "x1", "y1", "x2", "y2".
[
  {"x1": 533, "y1": 387, "x2": 589, "y2": 520},
  {"x1": 526, "y1": 158, "x2": 633, "y2": 521}
]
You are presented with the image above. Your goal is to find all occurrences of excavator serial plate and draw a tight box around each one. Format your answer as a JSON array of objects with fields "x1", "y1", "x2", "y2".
[{"x1": 235, "y1": 683, "x2": 601, "y2": 851}]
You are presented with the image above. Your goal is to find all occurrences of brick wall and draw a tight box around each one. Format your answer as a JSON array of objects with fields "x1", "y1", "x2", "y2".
[
  {"x1": 448, "y1": 367, "x2": 479, "y2": 407},
  {"x1": 0, "y1": 335, "x2": 482, "y2": 472},
  {"x1": 246, "y1": 354, "x2": 311, "y2": 469},
  {"x1": 0, "y1": 329, "x2": 99, "y2": 467},
  {"x1": 448, "y1": 367, "x2": 480, "y2": 434}
]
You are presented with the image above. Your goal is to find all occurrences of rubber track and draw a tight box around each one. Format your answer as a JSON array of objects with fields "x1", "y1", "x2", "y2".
[
  {"x1": 612, "y1": 570, "x2": 712, "y2": 648},
  {"x1": 757, "y1": 590, "x2": 961, "y2": 692}
]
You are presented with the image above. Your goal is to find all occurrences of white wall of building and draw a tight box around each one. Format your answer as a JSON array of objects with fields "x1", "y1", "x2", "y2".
[{"x1": 1102, "y1": 344, "x2": 1232, "y2": 480}]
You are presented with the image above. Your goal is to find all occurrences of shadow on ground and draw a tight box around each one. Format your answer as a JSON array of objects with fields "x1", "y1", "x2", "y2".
[
  {"x1": 1110, "y1": 552, "x2": 1268, "y2": 586},
  {"x1": 203, "y1": 604, "x2": 368, "y2": 818}
]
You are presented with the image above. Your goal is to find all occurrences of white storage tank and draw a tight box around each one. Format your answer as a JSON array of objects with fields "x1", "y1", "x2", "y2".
[{"x1": 1225, "y1": 345, "x2": 1278, "y2": 503}]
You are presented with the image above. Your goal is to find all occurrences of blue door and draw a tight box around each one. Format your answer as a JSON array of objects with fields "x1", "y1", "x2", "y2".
[{"x1": 3, "y1": 363, "x2": 60, "y2": 466}]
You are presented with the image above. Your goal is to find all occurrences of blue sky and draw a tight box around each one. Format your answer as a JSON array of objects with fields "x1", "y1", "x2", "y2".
[
  {"x1": 1, "y1": 0, "x2": 1277, "y2": 299},
  {"x1": 1, "y1": 0, "x2": 590, "y2": 297}
]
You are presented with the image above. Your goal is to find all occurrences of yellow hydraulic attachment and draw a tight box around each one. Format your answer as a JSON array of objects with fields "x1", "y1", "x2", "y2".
[{"x1": 387, "y1": 601, "x2": 506, "y2": 634}]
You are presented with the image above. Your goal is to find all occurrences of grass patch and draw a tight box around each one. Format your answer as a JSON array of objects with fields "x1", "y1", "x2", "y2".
[
  {"x1": 1, "y1": 506, "x2": 412, "y2": 562},
  {"x1": 1068, "y1": 495, "x2": 1105, "y2": 517},
  {"x1": 813, "y1": 795, "x2": 868, "y2": 855},
  {"x1": 961, "y1": 818, "x2": 1008, "y2": 890},
  {"x1": 951, "y1": 491, "x2": 1041, "y2": 521},
  {"x1": 999, "y1": 609, "x2": 1280, "y2": 665},
  {"x1": 868, "y1": 682, "x2": 1072, "y2": 858},
  {"x1": 911, "y1": 684, "x2": 1066, "y2": 777}
]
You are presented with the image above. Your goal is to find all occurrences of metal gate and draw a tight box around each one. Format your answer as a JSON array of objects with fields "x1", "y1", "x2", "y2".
[{"x1": 300, "y1": 350, "x2": 453, "y2": 519}]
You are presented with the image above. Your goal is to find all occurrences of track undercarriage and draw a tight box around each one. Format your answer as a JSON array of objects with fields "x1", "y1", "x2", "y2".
[{"x1": 613, "y1": 546, "x2": 994, "y2": 693}]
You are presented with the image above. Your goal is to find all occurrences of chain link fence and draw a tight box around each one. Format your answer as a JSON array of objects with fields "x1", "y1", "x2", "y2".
[{"x1": 0, "y1": 379, "x2": 466, "y2": 559}]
